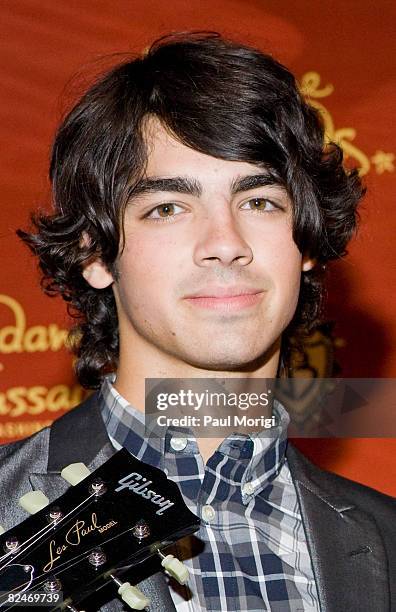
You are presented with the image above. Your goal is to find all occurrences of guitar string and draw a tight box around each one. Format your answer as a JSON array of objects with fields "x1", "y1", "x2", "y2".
[
  {"x1": 12, "y1": 525, "x2": 144, "y2": 588},
  {"x1": 2, "y1": 525, "x2": 150, "y2": 611},
  {"x1": 2, "y1": 507, "x2": 197, "y2": 607},
  {"x1": 16, "y1": 520, "x2": 196, "y2": 597},
  {"x1": 1, "y1": 451, "x2": 191, "y2": 608},
  {"x1": 0, "y1": 492, "x2": 97, "y2": 569},
  {"x1": 0, "y1": 495, "x2": 100, "y2": 609},
  {"x1": 10, "y1": 517, "x2": 196, "y2": 588}
]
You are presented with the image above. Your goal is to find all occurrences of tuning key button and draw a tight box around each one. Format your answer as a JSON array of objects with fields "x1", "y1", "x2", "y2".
[
  {"x1": 118, "y1": 582, "x2": 150, "y2": 610},
  {"x1": 109, "y1": 575, "x2": 150, "y2": 610},
  {"x1": 61, "y1": 462, "x2": 91, "y2": 486},
  {"x1": 159, "y1": 553, "x2": 189, "y2": 585},
  {"x1": 19, "y1": 490, "x2": 49, "y2": 514}
]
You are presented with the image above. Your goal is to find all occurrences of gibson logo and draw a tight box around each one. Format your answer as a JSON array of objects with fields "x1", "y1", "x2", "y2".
[
  {"x1": 115, "y1": 472, "x2": 174, "y2": 515},
  {"x1": 43, "y1": 512, "x2": 117, "y2": 573}
]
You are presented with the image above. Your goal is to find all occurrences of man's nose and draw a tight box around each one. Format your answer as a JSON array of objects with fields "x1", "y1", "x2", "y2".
[{"x1": 193, "y1": 209, "x2": 253, "y2": 267}]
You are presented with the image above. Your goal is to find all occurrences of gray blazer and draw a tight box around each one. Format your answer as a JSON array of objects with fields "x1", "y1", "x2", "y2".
[{"x1": 1, "y1": 393, "x2": 395, "y2": 611}]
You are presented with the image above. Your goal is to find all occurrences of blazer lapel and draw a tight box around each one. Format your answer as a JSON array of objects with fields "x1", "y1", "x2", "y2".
[
  {"x1": 29, "y1": 392, "x2": 114, "y2": 499},
  {"x1": 286, "y1": 444, "x2": 390, "y2": 612},
  {"x1": 29, "y1": 443, "x2": 116, "y2": 498}
]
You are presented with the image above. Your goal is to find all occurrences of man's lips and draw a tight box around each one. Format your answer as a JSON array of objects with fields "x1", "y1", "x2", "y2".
[{"x1": 183, "y1": 287, "x2": 265, "y2": 311}]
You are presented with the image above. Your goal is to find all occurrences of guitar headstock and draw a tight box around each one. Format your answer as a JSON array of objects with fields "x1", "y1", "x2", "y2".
[{"x1": 0, "y1": 448, "x2": 200, "y2": 610}]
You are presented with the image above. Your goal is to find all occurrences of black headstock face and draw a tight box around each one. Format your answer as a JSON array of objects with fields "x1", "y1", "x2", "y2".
[{"x1": 0, "y1": 449, "x2": 200, "y2": 610}]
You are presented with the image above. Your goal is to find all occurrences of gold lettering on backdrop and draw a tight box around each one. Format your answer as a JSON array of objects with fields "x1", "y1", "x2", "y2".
[
  {"x1": 0, "y1": 295, "x2": 68, "y2": 354},
  {"x1": 300, "y1": 72, "x2": 394, "y2": 176},
  {"x1": 0, "y1": 420, "x2": 52, "y2": 438},
  {"x1": 0, "y1": 295, "x2": 87, "y2": 432},
  {"x1": 0, "y1": 384, "x2": 85, "y2": 417}
]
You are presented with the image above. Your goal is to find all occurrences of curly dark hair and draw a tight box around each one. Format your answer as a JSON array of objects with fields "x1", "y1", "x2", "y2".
[{"x1": 18, "y1": 32, "x2": 365, "y2": 388}]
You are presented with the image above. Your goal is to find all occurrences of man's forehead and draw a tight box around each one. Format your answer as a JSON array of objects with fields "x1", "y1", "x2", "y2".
[
  {"x1": 142, "y1": 115, "x2": 178, "y2": 152},
  {"x1": 142, "y1": 115, "x2": 263, "y2": 172},
  {"x1": 139, "y1": 115, "x2": 285, "y2": 195}
]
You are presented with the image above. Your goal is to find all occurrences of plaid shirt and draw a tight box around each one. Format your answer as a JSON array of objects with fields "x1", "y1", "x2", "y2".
[{"x1": 100, "y1": 377, "x2": 320, "y2": 612}]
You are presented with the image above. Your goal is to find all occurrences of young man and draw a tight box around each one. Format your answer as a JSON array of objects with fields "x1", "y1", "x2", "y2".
[{"x1": 1, "y1": 33, "x2": 395, "y2": 611}]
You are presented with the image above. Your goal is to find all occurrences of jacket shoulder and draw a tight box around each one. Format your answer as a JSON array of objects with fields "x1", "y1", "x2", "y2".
[
  {"x1": 0, "y1": 426, "x2": 51, "y2": 527},
  {"x1": 0, "y1": 391, "x2": 105, "y2": 469},
  {"x1": 287, "y1": 443, "x2": 395, "y2": 511},
  {"x1": 0, "y1": 423, "x2": 50, "y2": 467}
]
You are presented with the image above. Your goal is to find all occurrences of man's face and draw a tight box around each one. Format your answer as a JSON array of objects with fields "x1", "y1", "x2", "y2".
[{"x1": 88, "y1": 118, "x2": 313, "y2": 371}]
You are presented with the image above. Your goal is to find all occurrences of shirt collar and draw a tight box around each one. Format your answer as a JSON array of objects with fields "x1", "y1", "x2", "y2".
[
  {"x1": 239, "y1": 402, "x2": 289, "y2": 501},
  {"x1": 99, "y1": 375, "x2": 289, "y2": 498}
]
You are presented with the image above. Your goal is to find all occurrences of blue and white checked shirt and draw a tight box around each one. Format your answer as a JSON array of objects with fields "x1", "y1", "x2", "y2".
[{"x1": 100, "y1": 377, "x2": 320, "y2": 611}]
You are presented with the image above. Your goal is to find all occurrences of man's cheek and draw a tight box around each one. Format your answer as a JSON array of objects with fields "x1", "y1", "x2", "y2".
[{"x1": 273, "y1": 252, "x2": 302, "y2": 286}]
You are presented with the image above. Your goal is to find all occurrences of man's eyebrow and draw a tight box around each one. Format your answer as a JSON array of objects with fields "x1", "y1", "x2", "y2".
[
  {"x1": 230, "y1": 173, "x2": 285, "y2": 195},
  {"x1": 129, "y1": 176, "x2": 202, "y2": 198},
  {"x1": 128, "y1": 172, "x2": 285, "y2": 202}
]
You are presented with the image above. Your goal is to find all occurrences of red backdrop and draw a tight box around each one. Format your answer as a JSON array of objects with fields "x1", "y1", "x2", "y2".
[{"x1": 1, "y1": 1, "x2": 395, "y2": 495}]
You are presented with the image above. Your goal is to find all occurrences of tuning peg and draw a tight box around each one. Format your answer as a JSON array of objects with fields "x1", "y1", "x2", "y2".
[
  {"x1": 158, "y1": 552, "x2": 189, "y2": 585},
  {"x1": 0, "y1": 525, "x2": 5, "y2": 534},
  {"x1": 118, "y1": 582, "x2": 150, "y2": 610},
  {"x1": 109, "y1": 574, "x2": 150, "y2": 610},
  {"x1": 61, "y1": 462, "x2": 91, "y2": 486},
  {"x1": 19, "y1": 490, "x2": 49, "y2": 514}
]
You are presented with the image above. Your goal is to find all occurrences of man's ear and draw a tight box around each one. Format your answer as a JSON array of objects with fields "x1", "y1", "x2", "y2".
[
  {"x1": 82, "y1": 259, "x2": 114, "y2": 289},
  {"x1": 301, "y1": 254, "x2": 316, "y2": 272}
]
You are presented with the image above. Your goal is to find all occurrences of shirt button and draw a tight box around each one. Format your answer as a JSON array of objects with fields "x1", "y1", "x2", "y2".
[
  {"x1": 242, "y1": 481, "x2": 255, "y2": 496},
  {"x1": 170, "y1": 437, "x2": 188, "y2": 451},
  {"x1": 202, "y1": 504, "x2": 216, "y2": 523}
]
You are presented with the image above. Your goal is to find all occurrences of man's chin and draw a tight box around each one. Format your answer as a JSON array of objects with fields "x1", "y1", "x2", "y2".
[{"x1": 180, "y1": 346, "x2": 276, "y2": 372}]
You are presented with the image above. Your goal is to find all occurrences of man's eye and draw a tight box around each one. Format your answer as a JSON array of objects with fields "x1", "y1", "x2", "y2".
[
  {"x1": 241, "y1": 198, "x2": 279, "y2": 212},
  {"x1": 146, "y1": 203, "x2": 184, "y2": 219}
]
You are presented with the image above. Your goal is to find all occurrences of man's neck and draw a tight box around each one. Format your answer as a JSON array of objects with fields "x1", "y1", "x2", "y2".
[
  {"x1": 114, "y1": 361, "x2": 280, "y2": 414},
  {"x1": 113, "y1": 338, "x2": 281, "y2": 464}
]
